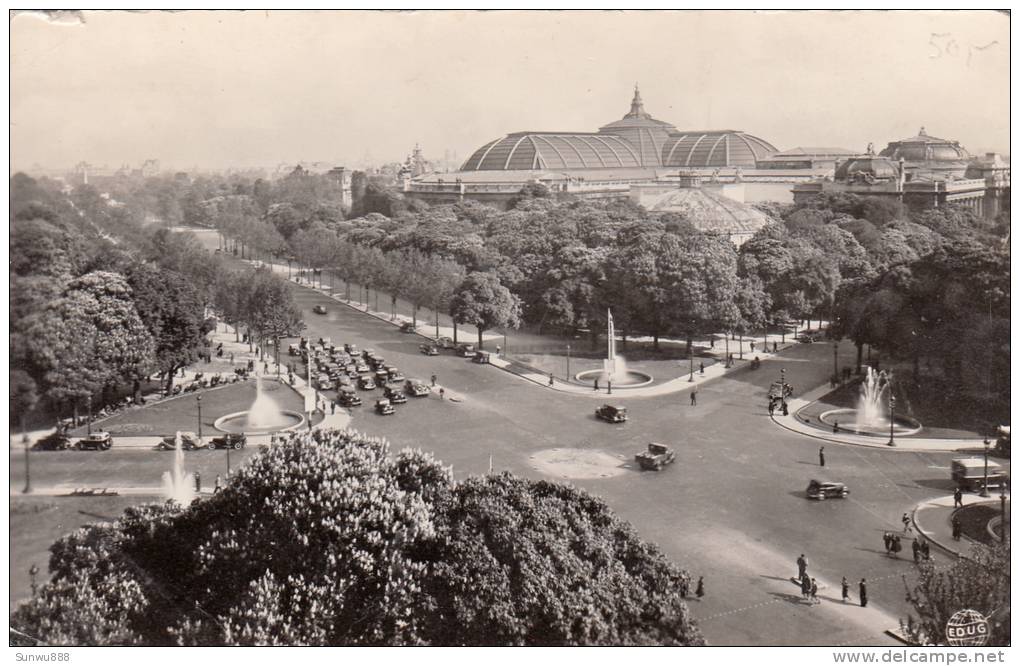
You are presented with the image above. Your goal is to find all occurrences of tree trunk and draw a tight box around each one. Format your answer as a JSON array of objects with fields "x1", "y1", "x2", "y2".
[
  {"x1": 165, "y1": 366, "x2": 177, "y2": 395},
  {"x1": 477, "y1": 327, "x2": 484, "y2": 349},
  {"x1": 132, "y1": 379, "x2": 142, "y2": 404},
  {"x1": 453, "y1": 321, "x2": 458, "y2": 345},
  {"x1": 73, "y1": 398, "x2": 79, "y2": 427},
  {"x1": 725, "y1": 332, "x2": 730, "y2": 360},
  {"x1": 412, "y1": 305, "x2": 418, "y2": 328},
  {"x1": 391, "y1": 297, "x2": 397, "y2": 320},
  {"x1": 856, "y1": 342, "x2": 863, "y2": 375},
  {"x1": 739, "y1": 333, "x2": 744, "y2": 360},
  {"x1": 435, "y1": 310, "x2": 440, "y2": 339}
]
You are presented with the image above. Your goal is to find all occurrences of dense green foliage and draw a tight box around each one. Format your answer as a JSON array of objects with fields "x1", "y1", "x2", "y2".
[{"x1": 11, "y1": 431, "x2": 703, "y2": 646}]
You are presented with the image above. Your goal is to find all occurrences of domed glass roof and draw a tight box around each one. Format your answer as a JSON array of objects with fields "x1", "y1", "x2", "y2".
[
  {"x1": 643, "y1": 186, "x2": 772, "y2": 236},
  {"x1": 461, "y1": 132, "x2": 642, "y2": 171},
  {"x1": 834, "y1": 156, "x2": 901, "y2": 181},
  {"x1": 879, "y1": 127, "x2": 970, "y2": 163},
  {"x1": 661, "y1": 131, "x2": 777, "y2": 168}
]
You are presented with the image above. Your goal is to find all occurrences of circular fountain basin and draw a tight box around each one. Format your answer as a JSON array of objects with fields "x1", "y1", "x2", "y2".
[
  {"x1": 818, "y1": 408, "x2": 923, "y2": 437},
  {"x1": 574, "y1": 369, "x2": 654, "y2": 388},
  {"x1": 213, "y1": 410, "x2": 306, "y2": 435}
]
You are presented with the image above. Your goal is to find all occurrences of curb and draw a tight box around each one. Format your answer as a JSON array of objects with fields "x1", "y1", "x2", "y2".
[
  {"x1": 772, "y1": 408, "x2": 976, "y2": 453},
  {"x1": 911, "y1": 499, "x2": 971, "y2": 561}
]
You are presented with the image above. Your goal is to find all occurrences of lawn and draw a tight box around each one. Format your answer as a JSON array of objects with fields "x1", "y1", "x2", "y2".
[
  {"x1": 69, "y1": 378, "x2": 308, "y2": 439},
  {"x1": 955, "y1": 502, "x2": 1008, "y2": 545},
  {"x1": 9, "y1": 495, "x2": 160, "y2": 611},
  {"x1": 505, "y1": 350, "x2": 719, "y2": 386}
]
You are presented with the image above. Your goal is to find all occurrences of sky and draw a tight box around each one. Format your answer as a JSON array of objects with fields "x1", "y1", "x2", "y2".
[{"x1": 10, "y1": 10, "x2": 1011, "y2": 172}]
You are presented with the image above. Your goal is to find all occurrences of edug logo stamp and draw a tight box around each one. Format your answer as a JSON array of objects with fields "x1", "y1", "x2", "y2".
[{"x1": 945, "y1": 609, "x2": 989, "y2": 646}]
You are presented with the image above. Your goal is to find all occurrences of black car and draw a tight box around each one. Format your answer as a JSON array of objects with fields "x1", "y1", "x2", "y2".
[
  {"x1": 806, "y1": 479, "x2": 850, "y2": 500},
  {"x1": 400, "y1": 322, "x2": 417, "y2": 333},
  {"x1": 210, "y1": 433, "x2": 247, "y2": 450},
  {"x1": 419, "y1": 343, "x2": 440, "y2": 356},
  {"x1": 33, "y1": 430, "x2": 71, "y2": 451},
  {"x1": 375, "y1": 399, "x2": 396, "y2": 415},
  {"x1": 404, "y1": 379, "x2": 430, "y2": 397},
  {"x1": 338, "y1": 387, "x2": 362, "y2": 407},
  {"x1": 76, "y1": 431, "x2": 113, "y2": 451},
  {"x1": 382, "y1": 386, "x2": 408, "y2": 404},
  {"x1": 358, "y1": 374, "x2": 377, "y2": 390},
  {"x1": 313, "y1": 305, "x2": 327, "y2": 315},
  {"x1": 595, "y1": 404, "x2": 628, "y2": 423}
]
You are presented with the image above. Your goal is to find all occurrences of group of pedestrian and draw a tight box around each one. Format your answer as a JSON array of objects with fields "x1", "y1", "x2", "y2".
[
  {"x1": 883, "y1": 531, "x2": 903, "y2": 557},
  {"x1": 799, "y1": 554, "x2": 867, "y2": 607}
]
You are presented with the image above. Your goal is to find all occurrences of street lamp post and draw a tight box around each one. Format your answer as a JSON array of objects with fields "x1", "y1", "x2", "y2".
[
  {"x1": 86, "y1": 395, "x2": 93, "y2": 435},
  {"x1": 566, "y1": 344, "x2": 571, "y2": 382},
  {"x1": 688, "y1": 341, "x2": 694, "y2": 382},
  {"x1": 887, "y1": 394, "x2": 897, "y2": 447},
  {"x1": 22, "y1": 417, "x2": 31, "y2": 495},
  {"x1": 833, "y1": 341, "x2": 839, "y2": 383},
  {"x1": 780, "y1": 367, "x2": 787, "y2": 410},
  {"x1": 197, "y1": 394, "x2": 203, "y2": 442},
  {"x1": 981, "y1": 438, "x2": 991, "y2": 497},
  {"x1": 999, "y1": 481, "x2": 1007, "y2": 542}
]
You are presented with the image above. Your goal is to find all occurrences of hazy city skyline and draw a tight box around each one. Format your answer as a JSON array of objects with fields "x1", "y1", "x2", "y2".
[{"x1": 11, "y1": 10, "x2": 1010, "y2": 173}]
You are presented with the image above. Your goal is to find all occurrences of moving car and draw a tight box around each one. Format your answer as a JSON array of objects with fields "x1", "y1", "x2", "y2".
[
  {"x1": 76, "y1": 431, "x2": 113, "y2": 451},
  {"x1": 374, "y1": 369, "x2": 390, "y2": 386},
  {"x1": 595, "y1": 404, "x2": 628, "y2": 423},
  {"x1": 338, "y1": 386, "x2": 362, "y2": 407},
  {"x1": 382, "y1": 386, "x2": 408, "y2": 404},
  {"x1": 419, "y1": 343, "x2": 440, "y2": 356},
  {"x1": 158, "y1": 432, "x2": 206, "y2": 450},
  {"x1": 436, "y1": 336, "x2": 455, "y2": 349},
  {"x1": 796, "y1": 330, "x2": 825, "y2": 343},
  {"x1": 385, "y1": 366, "x2": 405, "y2": 382},
  {"x1": 805, "y1": 479, "x2": 850, "y2": 500},
  {"x1": 472, "y1": 351, "x2": 491, "y2": 364},
  {"x1": 375, "y1": 398, "x2": 396, "y2": 415},
  {"x1": 357, "y1": 374, "x2": 377, "y2": 390},
  {"x1": 400, "y1": 322, "x2": 417, "y2": 333},
  {"x1": 951, "y1": 458, "x2": 1009, "y2": 492},
  {"x1": 404, "y1": 379, "x2": 430, "y2": 397},
  {"x1": 635, "y1": 442, "x2": 676, "y2": 471},
  {"x1": 316, "y1": 375, "x2": 334, "y2": 391},
  {"x1": 313, "y1": 305, "x2": 327, "y2": 315},
  {"x1": 345, "y1": 344, "x2": 361, "y2": 357},
  {"x1": 33, "y1": 430, "x2": 72, "y2": 451},
  {"x1": 456, "y1": 344, "x2": 475, "y2": 358},
  {"x1": 210, "y1": 433, "x2": 247, "y2": 450}
]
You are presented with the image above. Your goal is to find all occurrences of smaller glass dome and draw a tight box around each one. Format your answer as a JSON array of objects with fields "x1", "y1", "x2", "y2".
[
  {"x1": 835, "y1": 157, "x2": 901, "y2": 181},
  {"x1": 879, "y1": 127, "x2": 970, "y2": 163}
]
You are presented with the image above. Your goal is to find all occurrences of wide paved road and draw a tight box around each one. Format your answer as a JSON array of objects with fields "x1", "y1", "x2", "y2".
[{"x1": 14, "y1": 248, "x2": 971, "y2": 646}]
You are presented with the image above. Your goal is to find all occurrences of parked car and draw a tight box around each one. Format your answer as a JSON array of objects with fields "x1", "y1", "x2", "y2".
[
  {"x1": 357, "y1": 374, "x2": 377, "y2": 390},
  {"x1": 472, "y1": 351, "x2": 491, "y2": 364},
  {"x1": 76, "y1": 431, "x2": 113, "y2": 451},
  {"x1": 288, "y1": 344, "x2": 300, "y2": 356},
  {"x1": 382, "y1": 386, "x2": 408, "y2": 404},
  {"x1": 375, "y1": 398, "x2": 396, "y2": 415},
  {"x1": 369, "y1": 357, "x2": 387, "y2": 370},
  {"x1": 404, "y1": 379, "x2": 430, "y2": 397},
  {"x1": 806, "y1": 479, "x2": 850, "y2": 500},
  {"x1": 316, "y1": 375, "x2": 334, "y2": 391},
  {"x1": 210, "y1": 433, "x2": 247, "y2": 450},
  {"x1": 355, "y1": 360, "x2": 371, "y2": 374},
  {"x1": 456, "y1": 344, "x2": 475, "y2": 357},
  {"x1": 337, "y1": 374, "x2": 354, "y2": 388},
  {"x1": 419, "y1": 343, "x2": 440, "y2": 356},
  {"x1": 313, "y1": 305, "x2": 327, "y2": 315},
  {"x1": 595, "y1": 404, "x2": 628, "y2": 423},
  {"x1": 374, "y1": 369, "x2": 390, "y2": 386},
  {"x1": 436, "y1": 336, "x2": 455, "y2": 349},
  {"x1": 338, "y1": 386, "x2": 362, "y2": 407},
  {"x1": 33, "y1": 430, "x2": 72, "y2": 451},
  {"x1": 635, "y1": 442, "x2": 676, "y2": 471},
  {"x1": 386, "y1": 366, "x2": 405, "y2": 382},
  {"x1": 345, "y1": 344, "x2": 361, "y2": 357},
  {"x1": 363, "y1": 350, "x2": 379, "y2": 363},
  {"x1": 159, "y1": 432, "x2": 206, "y2": 450},
  {"x1": 400, "y1": 322, "x2": 417, "y2": 333}
]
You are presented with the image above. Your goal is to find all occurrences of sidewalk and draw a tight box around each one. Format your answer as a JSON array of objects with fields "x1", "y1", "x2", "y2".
[
  {"x1": 911, "y1": 495, "x2": 1008, "y2": 559},
  {"x1": 772, "y1": 383, "x2": 985, "y2": 453}
]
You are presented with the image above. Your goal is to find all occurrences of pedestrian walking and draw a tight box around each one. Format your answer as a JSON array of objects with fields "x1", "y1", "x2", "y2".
[
  {"x1": 833, "y1": 420, "x2": 840, "y2": 433},
  {"x1": 607, "y1": 379, "x2": 612, "y2": 394},
  {"x1": 194, "y1": 471, "x2": 202, "y2": 493},
  {"x1": 430, "y1": 374, "x2": 437, "y2": 387},
  {"x1": 810, "y1": 578, "x2": 819, "y2": 605},
  {"x1": 264, "y1": 361, "x2": 269, "y2": 373},
  {"x1": 750, "y1": 341, "x2": 755, "y2": 352},
  {"x1": 679, "y1": 574, "x2": 690, "y2": 598},
  {"x1": 439, "y1": 387, "x2": 446, "y2": 400},
  {"x1": 912, "y1": 538, "x2": 921, "y2": 564},
  {"x1": 230, "y1": 352, "x2": 235, "y2": 364},
  {"x1": 954, "y1": 487, "x2": 963, "y2": 508},
  {"x1": 594, "y1": 378, "x2": 599, "y2": 391},
  {"x1": 695, "y1": 576, "x2": 705, "y2": 599},
  {"x1": 891, "y1": 535, "x2": 902, "y2": 558},
  {"x1": 331, "y1": 400, "x2": 336, "y2": 415},
  {"x1": 819, "y1": 446, "x2": 826, "y2": 467},
  {"x1": 841, "y1": 576, "x2": 850, "y2": 603},
  {"x1": 773, "y1": 341, "x2": 778, "y2": 353},
  {"x1": 859, "y1": 579, "x2": 868, "y2": 607},
  {"x1": 902, "y1": 512, "x2": 911, "y2": 533},
  {"x1": 883, "y1": 532, "x2": 892, "y2": 554},
  {"x1": 768, "y1": 399, "x2": 775, "y2": 416},
  {"x1": 952, "y1": 515, "x2": 962, "y2": 541},
  {"x1": 800, "y1": 574, "x2": 811, "y2": 601},
  {"x1": 214, "y1": 475, "x2": 222, "y2": 493},
  {"x1": 548, "y1": 373, "x2": 554, "y2": 386},
  {"x1": 782, "y1": 401, "x2": 789, "y2": 416},
  {"x1": 921, "y1": 540, "x2": 931, "y2": 561},
  {"x1": 796, "y1": 554, "x2": 808, "y2": 579},
  {"x1": 690, "y1": 389, "x2": 697, "y2": 406},
  {"x1": 495, "y1": 345, "x2": 501, "y2": 356},
  {"x1": 699, "y1": 361, "x2": 705, "y2": 375}
]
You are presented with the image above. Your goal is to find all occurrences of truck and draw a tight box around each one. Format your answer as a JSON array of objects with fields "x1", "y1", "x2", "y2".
[
  {"x1": 635, "y1": 442, "x2": 675, "y2": 471},
  {"x1": 951, "y1": 457, "x2": 1009, "y2": 492}
]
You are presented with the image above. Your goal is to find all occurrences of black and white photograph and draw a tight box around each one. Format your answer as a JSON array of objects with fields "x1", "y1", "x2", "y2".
[{"x1": 7, "y1": 8, "x2": 1011, "y2": 657}]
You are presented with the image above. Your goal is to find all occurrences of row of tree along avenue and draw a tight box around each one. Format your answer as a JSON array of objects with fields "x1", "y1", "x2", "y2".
[{"x1": 10, "y1": 173, "x2": 305, "y2": 429}]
